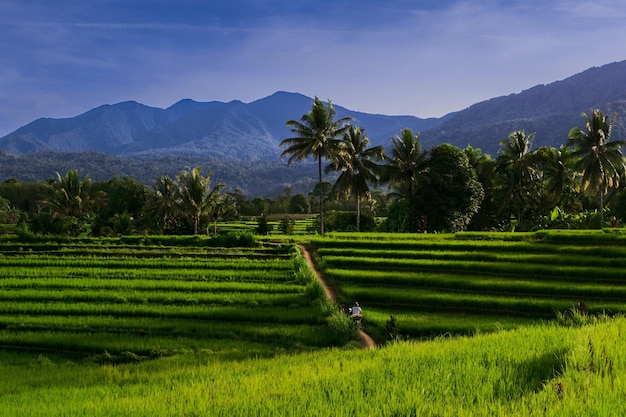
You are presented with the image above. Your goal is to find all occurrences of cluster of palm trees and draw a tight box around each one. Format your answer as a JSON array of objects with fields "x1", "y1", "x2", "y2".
[
  {"x1": 491, "y1": 110, "x2": 625, "y2": 229},
  {"x1": 280, "y1": 97, "x2": 385, "y2": 234},
  {"x1": 144, "y1": 168, "x2": 232, "y2": 235},
  {"x1": 41, "y1": 167, "x2": 232, "y2": 236},
  {"x1": 282, "y1": 98, "x2": 626, "y2": 233}
]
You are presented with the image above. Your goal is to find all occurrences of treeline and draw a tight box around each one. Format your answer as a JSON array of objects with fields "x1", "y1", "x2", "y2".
[
  {"x1": 280, "y1": 98, "x2": 626, "y2": 234},
  {"x1": 1, "y1": 103, "x2": 626, "y2": 236}
]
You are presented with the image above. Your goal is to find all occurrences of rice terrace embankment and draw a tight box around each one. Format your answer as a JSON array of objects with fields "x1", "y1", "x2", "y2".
[
  {"x1": 298, "y1": 244, "x2": 375, "y2": 349},
  {"x1": 2, "y1": 230, "x2": 626, "y2": 415}
]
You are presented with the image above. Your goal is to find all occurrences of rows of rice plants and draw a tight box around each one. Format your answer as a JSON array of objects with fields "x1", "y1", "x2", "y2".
[
  {"x1": 216, "y1": 216, "x2": 316, "y2": 235},
  {"x1": 310, "y1": 230, "x2": 626, "y2": 340},
  {"x1": 0, "y1": 238, "x2": 341, "y2": 360}
]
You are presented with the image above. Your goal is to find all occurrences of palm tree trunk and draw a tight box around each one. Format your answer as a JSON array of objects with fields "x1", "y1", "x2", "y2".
[
  {"x1": 356, "y1": 194, "x2": 361, "y2": 232},
  {"x1": 599, "y1": 188, "x2": 604, "y2": 228},
  {"x1": 318, "y1": 155, "x2": 324, "y2": 236}
]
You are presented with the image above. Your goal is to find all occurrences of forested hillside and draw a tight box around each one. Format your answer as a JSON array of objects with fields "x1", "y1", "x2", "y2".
[
  {"x1": 421, "y1": 61, "x2": 626, "y2": 155},
  {"x1": 0, "y1": 151, "x2": 319, "y2": 196}
]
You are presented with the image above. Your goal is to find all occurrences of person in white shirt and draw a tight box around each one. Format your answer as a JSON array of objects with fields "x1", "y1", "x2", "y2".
[{"x1": 350, "y1": 302, "x2": 362, "y2": 317}]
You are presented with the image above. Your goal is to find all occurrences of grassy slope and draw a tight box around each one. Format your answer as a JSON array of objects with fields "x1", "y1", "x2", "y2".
[{"x1": 1, "y1": 316, "x2": 624, "y2": 416}]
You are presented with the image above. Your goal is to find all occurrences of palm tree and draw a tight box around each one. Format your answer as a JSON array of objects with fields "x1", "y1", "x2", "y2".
[
  {"x1": 495, "y1": 130, "x2": 540, "y2": 226},
  {"x1": 148, "y1": 175, "x2": 181, "y2": 233},
  {"x1": 45, "y1": 170, "x2": 94, "y2": 219},
  {"x1": 533, "y1": 145, "x2": 580, "y2": 213},
  {"x1": 326, "y1": 125, "x2": 384, "y2": 231},
  {"x1": 205, "y1": 183, "x2": 229, "y2": 236},
  {"x1": 382, "y1": 128, "x2": 428, "y2": 201},
  {"x1": 280, "y1": 97, "x2": 352, "y2": 235},
  {"x1": 177, "y1": 167, "x2": 224, "y2": 235},
  {"x1": 41, "y1": 170, "x2": 104, "y2": 236},
  {"x1": 379, "y1": 128, "x2": 429, "y2": 232},
  {"x1": 568, "y1": 110, "x2": 626, "y2": 226}
]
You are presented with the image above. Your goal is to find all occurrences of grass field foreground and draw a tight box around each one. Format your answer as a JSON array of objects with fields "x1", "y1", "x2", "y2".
[{"x1": 1, "y1": 316, "x2": 624, "y2": 416}]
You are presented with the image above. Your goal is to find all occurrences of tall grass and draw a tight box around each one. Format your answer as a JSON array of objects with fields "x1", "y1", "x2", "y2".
[{"x1": 1, "y1": 317, "x2": 625, "y2": 416}]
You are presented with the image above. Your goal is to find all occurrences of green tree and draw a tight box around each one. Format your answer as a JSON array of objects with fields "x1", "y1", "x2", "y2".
[
  {"x1": 109, "y1": 211, "x2": 134, "y2": 235},
  {"x1": 464, "y1": 145, "x2": 501, "y2": 230},
  {"x1": 177, "y1": 167, "x2": 225, "y2": 235},
  {"x1": 205, "y1": 186, "x2": 231, "y2": 236},
  {"x1": 417, "y1": 144, "x2": 484, "y2": 232},
  {"x1": 279, "y1": 216, "x2": 295, "y2": 235},
  {"x1": 289, "y1": 193, "x2": 311, "y2": 214},
  {"x1": 495, "y1": 130, "x2": 540, "y2": 229},
  {"x1": 382, "y1": 128, "x2": 428, "y2": 202},
  {"x1": 280, "y1": 97, "x2": 352, "y2": 235},
  {"x1": 145, "y1": 176, "x2": 181, "y2": 234},
  {"x1": 42, "y1": 170, "x2": 103, "y2": 235},
  {"x1": 308, "y1": 181, "x2": 333, "y2": 214},
  {"x1": 381, "y1": 128, "x2": 428, "y2": 231},
  {"x1": 326, "y1": 125, "x2": 384, "y2": 231},
  {"x1": 0, "y1": 197, "x2": 22, "y2": 225},
  {"x1": 45, "y1": 170, "x2": 95, "y2": 219},
  {"x1": 533, "y1": 145, "x2": 581, "y2": 214},
  {"x1": 568, "y1": 110, "x2": 626, "y2": 227}
]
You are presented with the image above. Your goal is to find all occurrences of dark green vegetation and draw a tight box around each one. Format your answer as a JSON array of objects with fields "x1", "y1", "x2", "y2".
[
  {"x1": 0, "y1": 237, "x2": 348, "y2": 362},
  {"x1": 312, "y1": 230, "x2": 626, "y2": 342},
  {"x1": 1, "y1": 108, "x2": 626, "y2": 238}
]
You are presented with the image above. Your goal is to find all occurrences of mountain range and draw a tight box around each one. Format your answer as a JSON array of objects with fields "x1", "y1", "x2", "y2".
[
  {"x1": 0, "y1": 92, "x2": 443, "y2": 160},
  {"x1": 1, "y1": 60, "x2": 625, "y2": 196}
]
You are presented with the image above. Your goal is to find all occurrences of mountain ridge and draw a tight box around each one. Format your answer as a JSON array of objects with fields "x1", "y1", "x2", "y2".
[
  {"x1": 0, "y1": 91, "x2": 442, "y2": 159},
  {"x1": 420, "y1": 60, "x2": 626, "y2": 153},
  {"x1": 1, "y1": 61, "x2": 626, "y2": 195}
]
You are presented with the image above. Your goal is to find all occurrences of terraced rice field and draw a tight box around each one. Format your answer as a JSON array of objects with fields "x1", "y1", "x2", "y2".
[
  {"x1": 216, "y1": 216, "x2": 316, "y2": 235},
  {"x1": 0, "y1": 239, "x2": 337, "y2": 360},
  {"x1": 311, "y1": 231, "x2": 626, "y2": 341}
]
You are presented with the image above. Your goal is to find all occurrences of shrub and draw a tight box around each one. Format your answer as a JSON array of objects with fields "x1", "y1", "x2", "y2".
[
  {"x1": 279, "y1": 216, "x2": 295, "y2": 235},
  {"x1": 209, "y1": 231, "x2": 256, "y2": 247},
  {"x1": 326, "y1": 308, "x2": 356, "y2": 345},
  {"x1": 256, "y1": 215, "x2": 273, "y2": 235}
]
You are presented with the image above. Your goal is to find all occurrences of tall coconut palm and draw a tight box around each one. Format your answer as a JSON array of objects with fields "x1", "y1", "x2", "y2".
[
  {"x1": 280, "y1": 97, "x2": 352, "y2": 235},
  {"x1": 326, "y1": 125, "x2": 384, "y2": 231},
  {"x1": 568, "y1": 110, "x2": 626, "y2": 226},
  {"x1": 382, "y1": 128, "x2": 428, "y2": 201},
  {"x1": 379, "y1": 128, "x2": 429, "y2": 232},
  {"x1": 495, "y1": 130, "x2": 539, "y2": 226}
]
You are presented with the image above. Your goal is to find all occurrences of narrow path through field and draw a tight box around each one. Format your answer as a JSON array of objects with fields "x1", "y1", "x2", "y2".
[{"x1": 298, "y1": 245, "x2": 375, "y2": 349}]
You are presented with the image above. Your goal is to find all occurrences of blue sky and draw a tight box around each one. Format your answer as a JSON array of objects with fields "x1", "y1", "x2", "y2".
[{"x1": 1, "y1": 0, "x2": 625, "y2": 135}]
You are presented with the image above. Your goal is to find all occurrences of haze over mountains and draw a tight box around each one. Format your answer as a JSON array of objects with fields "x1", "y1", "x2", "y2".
[{"x1": 1, "y1": 60, "x2": 625, "y2": 195}]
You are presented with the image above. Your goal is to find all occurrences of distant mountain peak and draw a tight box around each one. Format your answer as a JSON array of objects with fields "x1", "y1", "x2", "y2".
[
  {"x1": 1, "y1": 60, "x2": 625, "y2": 160},
  {"x1": 0, "y1": 92, "x2": 438, "y2": 159}
]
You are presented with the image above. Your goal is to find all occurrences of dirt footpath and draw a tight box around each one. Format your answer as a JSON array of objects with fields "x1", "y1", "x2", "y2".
[{"x1": 298, "y1": 245, "x2": 375, "y2": 349}]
